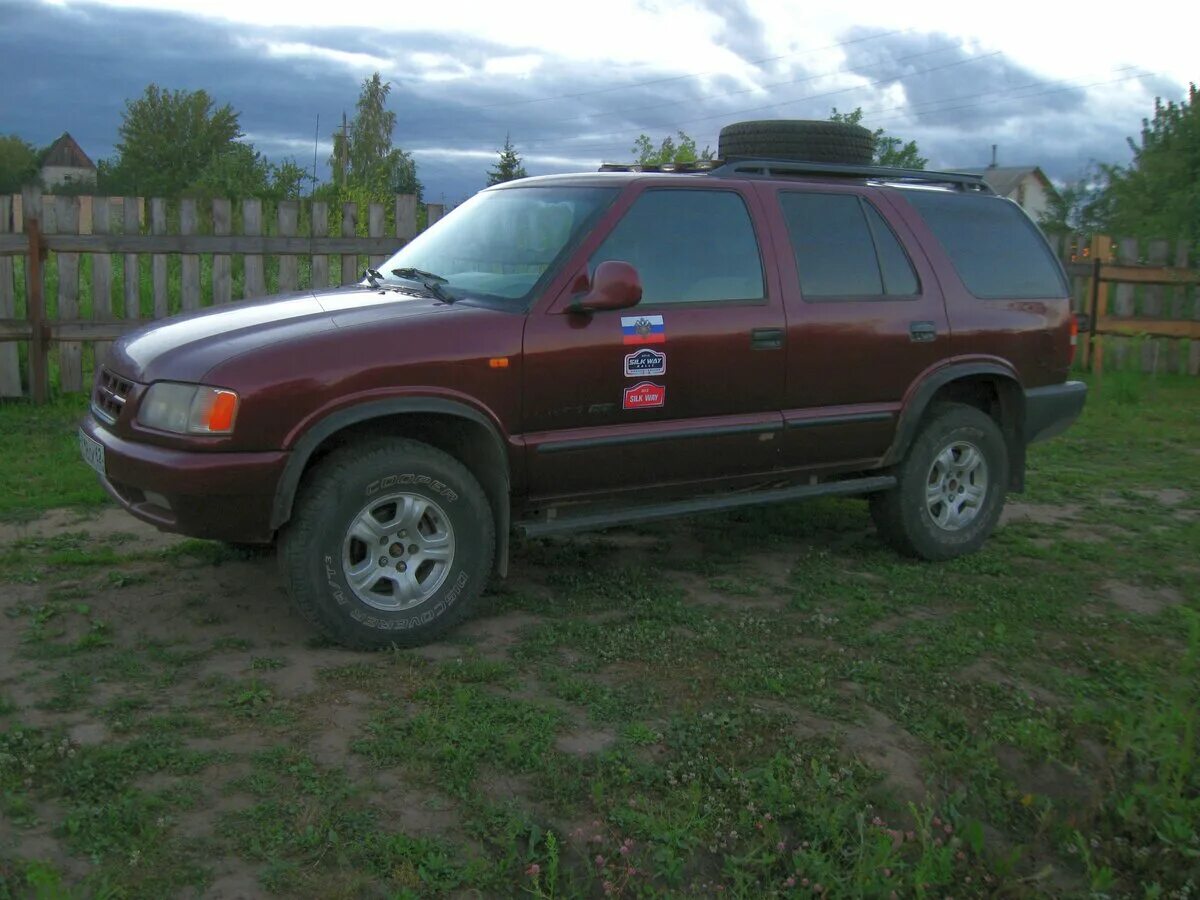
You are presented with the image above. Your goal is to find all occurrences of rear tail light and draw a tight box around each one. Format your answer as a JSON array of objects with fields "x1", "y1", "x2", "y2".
[{"x1": 1068, "y1": 314, "x2": 1079, "y2": 366}]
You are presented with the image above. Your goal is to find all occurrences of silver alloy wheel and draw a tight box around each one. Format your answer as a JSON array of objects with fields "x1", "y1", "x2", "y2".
[
  {"x1": 925, "y1": 440, "x2": 989, "y2": 532},
  {"x1": 341, "y1": 492, "x2": 455, "y2": 611}
]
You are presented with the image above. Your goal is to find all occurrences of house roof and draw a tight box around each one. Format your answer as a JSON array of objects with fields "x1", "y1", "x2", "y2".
[
  {"x1": 41, "y1": 133, "x2": 95, "y2": 170},
  {"x1": 955, "y1": 166, "x2": 1054, "y2": 198}
]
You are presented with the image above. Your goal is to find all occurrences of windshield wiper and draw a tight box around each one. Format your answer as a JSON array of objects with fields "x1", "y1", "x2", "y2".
[
  {"x1": 363, "y1": 267, "x2": 387, "y2": 289},
  {"x1": 391, "y1": 267, "x2": 455, "y2": 303}
]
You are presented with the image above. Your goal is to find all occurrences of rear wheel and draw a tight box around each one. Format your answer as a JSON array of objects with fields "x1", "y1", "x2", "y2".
[
  {"x1": 870, "y1": 404, "x2": 1008, "y2": 560},
  {"x1": 279, "y1": 437, "x2": 494, "y2": 649}
]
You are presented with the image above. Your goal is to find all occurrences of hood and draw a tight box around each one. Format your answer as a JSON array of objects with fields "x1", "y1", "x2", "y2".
[{"x1": 107, "y1": 285, "x2": 451, "y2": 384}]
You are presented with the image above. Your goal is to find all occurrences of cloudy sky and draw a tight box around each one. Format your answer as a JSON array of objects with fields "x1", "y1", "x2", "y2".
[{"x1": 1, "y1": 0, "x2": 1190, "y2": 203}]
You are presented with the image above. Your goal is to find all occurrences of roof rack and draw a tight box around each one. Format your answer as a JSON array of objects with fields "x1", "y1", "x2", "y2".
[
  {"x1": 708, "y1": 157, "x2": 993, "y2": 192},
  {"x1": 597, "y1": 160, "x2": 719, "y2": 173}
]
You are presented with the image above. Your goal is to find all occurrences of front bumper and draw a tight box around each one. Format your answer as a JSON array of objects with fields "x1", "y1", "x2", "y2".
[
  {"x1": 80, "y1": 413, "x2": 289, "y2": 543},
  {"x1": 1024, "y1": 380, "x2": 1087, "y2": 444}
]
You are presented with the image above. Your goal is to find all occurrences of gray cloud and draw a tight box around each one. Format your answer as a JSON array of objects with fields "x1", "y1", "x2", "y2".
[{"x1": 0, "y1": 2, "x2": 1179, "y2": 201}]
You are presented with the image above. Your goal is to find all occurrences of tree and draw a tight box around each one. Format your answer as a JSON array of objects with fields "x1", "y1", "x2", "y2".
[
  {"x1": 330, "y1": 72, "x2": 421, "y2": 198},
  {"x1": 830, "y1": 108, "x2": 927, "y2": 169},
  {"x1": 102, "y1": 85, "x2": 244, "y2": 195},
  {"x1": 487, "y1": 134, "x2": 527, "y2": 185},
  {"x1": 1036, "y1": 165, "x2": 1109, "y2": 235},
  {"x1": 631, "y1": 131, "x2": 714, "y2": 166},
  {"x1": 1096, "y1": 83, "x2": 1200, "y2": 242},
  {"x1": 0, "y1": 135, "x2": 39, "y2": 193}
]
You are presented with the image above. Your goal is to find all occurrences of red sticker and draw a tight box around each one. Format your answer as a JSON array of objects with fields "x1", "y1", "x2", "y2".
[{"x1": 623, "y1": 381, "x2": 665, "y2": 409}]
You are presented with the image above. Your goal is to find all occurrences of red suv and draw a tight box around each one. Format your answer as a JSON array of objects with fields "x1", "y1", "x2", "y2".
[{"x1": 79, "y1": 127, "x2": 1086, "y2": 648}]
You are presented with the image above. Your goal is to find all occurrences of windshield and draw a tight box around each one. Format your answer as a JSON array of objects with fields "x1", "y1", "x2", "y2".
[{"x1": 379, "y1": 186, "x2": 618, "y2": 304}]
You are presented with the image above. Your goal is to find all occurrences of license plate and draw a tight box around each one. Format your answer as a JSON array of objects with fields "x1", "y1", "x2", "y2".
[{"x1": 78, "y1": 429, "x2": 105, "y2": 476}]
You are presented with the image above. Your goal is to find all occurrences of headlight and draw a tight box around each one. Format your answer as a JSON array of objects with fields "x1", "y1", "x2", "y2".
[{"x1": 138, "y1": 383, "x2": 240, "y2": 434}]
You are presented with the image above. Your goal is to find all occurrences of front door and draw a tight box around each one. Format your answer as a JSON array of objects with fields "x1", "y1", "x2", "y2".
[
  {"x1": 755, "y1": 184, "x2": 951, "y2": 470},
  {"x1": 522, "y1": 184, "x2": 786, "y2": 502}
]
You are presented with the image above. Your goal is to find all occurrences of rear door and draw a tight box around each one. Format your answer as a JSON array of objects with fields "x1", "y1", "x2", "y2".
[
  {"x1": 758, "y1": 184, "x2": 951, "y2": 470},
  {"x1": 521, "y1": 183, "x2": 787, "y2": 501}
]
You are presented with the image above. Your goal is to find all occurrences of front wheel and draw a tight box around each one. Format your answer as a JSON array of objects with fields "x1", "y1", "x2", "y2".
[
  {"x1": 279, "y1": 437, "x2": 495, "y2": 649},
  {"x1": 870, "y1": 403, "x2": 1008, "y2": 561}
]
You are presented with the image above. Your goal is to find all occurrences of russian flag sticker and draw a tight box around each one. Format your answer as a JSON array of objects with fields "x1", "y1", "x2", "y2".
[{"x1": 621, "y1": 315, "x2": 665, "y2": 345}]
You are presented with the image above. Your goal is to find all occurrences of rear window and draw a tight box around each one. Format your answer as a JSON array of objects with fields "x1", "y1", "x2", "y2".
[{"x1": 903, "y1": 191, "x2": 1067, "y2": 299}]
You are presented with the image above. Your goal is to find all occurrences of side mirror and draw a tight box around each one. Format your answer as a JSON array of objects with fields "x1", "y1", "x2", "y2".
[{"x1": 574, "y1": 261, "x2": 642, "y2": 313}]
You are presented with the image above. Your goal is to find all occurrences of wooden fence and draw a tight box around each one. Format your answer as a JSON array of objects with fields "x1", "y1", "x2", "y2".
[
  {"x1": 1050, "y1": 233, "x2": 1200, "y2": 376},
  {"x1": 0, "y1": 189, "x2": 444, "y2": 402}
]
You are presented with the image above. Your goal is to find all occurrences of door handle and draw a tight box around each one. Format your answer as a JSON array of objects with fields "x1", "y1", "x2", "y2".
[
  {"x1": 909, "y1": 321, "x2": 937, "y2": 343},
  {"x1": 751, "y1": 328, "x2": 784, "y2": 350}
]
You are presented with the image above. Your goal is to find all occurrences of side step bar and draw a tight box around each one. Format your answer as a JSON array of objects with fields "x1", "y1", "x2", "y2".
[{"x1": 516, "y1": 475, "x2": 896, "y2": 538}]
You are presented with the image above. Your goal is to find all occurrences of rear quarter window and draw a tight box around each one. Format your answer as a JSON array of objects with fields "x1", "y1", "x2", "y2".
[{"x1": 903, "y1": 191, "x2": 1067, "y2": 299}]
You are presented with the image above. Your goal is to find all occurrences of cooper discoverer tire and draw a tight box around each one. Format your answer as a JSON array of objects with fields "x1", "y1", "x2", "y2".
[
  {"x1": 718, "y1": 120, "x2": 875, "y2": 165},
  {"x1": 279, "y1": 437, "x2": 494, "y2": 649},
  {"x1": 869, "y1": 403, "x2": 1008, "y2": 561}
]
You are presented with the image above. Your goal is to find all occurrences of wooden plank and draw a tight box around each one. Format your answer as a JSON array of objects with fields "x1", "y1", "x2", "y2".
[
  {"x1": 6, "y1": 233, "x2": 406, "y2": 255},
  {"x1": 20, "y1": 188, "x2": 47, "y2": 402},
  {"x1": 78, "y1": 196, "x2": 93, "y2": 235},
  {"x1": 48, "y1": 319, "x2": 147, "y2": 341},
  {"x1": 1141, "y1": 241, "x2": 1169, "y2": 373},
  {"x1": 243, "y1": 199, "x2": 265, "y2": 298},
  {"x1": 1086, "y1": 235, "x2": 1113, "y2": 373},
  {"x1": 55, "y1": 196, "x2": 83, "y2": 392},
  {"x1": 311, "y1": 201, "x2": 329, "y2": 289},
  {"x1": 426, "y1": 203, "x2": 445, "y2": 226},
  {"x1": 0, "y1": 319, "x2": 33, "y2": 340},
  {"x1": 151, "y1": 198, "x2": 168, "y2": 318},
  {"x1": 0, "y1": 196, "x2": 20, "y2": 395},
  {"x1": 212, "y1": 198, "x2": 232, "y2": 305},
  {"x1": 91, "y1": 196, "x2": 114, "y2": 368},
  {"x1": 341, "y1": 202, "x2": 358, "y2": 286},
  {"x1": 122, "y1": 196, "x2": 140, "y2": 321},
  {"x1": 1098, "y1": 264, "x2": 1200, "y2": 287},
  {"x1": 1111, "y1": 238, "x2": 1138, "y2": 316},
  {"x1": 396, "y1": 194, "x2": 417, "y2": 244},
  {"x1": 1095, "y1": 317, "x2": 1200, "y2": 340},
  {"x1": 277, "y1": 201, "x2": 299, "y2": 292},
  {"x1": 368, "y1": 202, "x2": 386, "y2": 268},
  {"x1": 180, "y1": 198, "x2": 200, "y2": 311}
]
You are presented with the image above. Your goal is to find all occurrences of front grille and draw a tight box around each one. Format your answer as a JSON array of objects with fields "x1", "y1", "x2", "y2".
[{"x1": 92, "y1": 368, "x2": 133, "y2": 423}]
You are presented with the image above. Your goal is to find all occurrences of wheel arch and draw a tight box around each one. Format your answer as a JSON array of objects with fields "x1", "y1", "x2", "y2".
[
  {"x1": 884, "y1": 363, "x2": 1026, "y2": 491},
  {"x1": 272, "y1": 398, "x2": 511, "y2": 575}
]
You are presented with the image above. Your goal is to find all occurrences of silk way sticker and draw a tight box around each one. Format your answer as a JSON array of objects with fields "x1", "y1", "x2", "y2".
[
  {"x1": 621, "y1": 314, "x2": 665, "y2": 345},
  {"x1": 623, "y1": 381, "x2": 666, "y2": 410},
  {"x1": 624, "y1": 348, "x2": 666, "y2": 378}
]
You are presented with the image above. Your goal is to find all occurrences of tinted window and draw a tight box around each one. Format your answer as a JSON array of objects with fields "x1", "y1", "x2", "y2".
[
  {"x1": 590, "y1": 190, "x2": 764, "y2": 304},
  {"x1": 779, "y1": 193, "x2": 918, "y2": 299},
  {"x1": 864, "y1": 203, "x2": 919, "y2": 295},
  {"x1": 904, "y1": 191, "x2": 1067, "y2": 299}
]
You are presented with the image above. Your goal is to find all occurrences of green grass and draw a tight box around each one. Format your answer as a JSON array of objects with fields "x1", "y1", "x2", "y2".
[{"x1": 0, "y1": 373, "x2": 1197, "y2": 896}]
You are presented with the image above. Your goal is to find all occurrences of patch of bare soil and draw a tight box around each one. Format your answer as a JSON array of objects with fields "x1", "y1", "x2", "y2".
[
  {"x1": 1132, "y1": 488, "x2": 1189, "y2": 507},
  {"x1": 1000, "y1": 502, "x2": 1083, "y2": 527},
  {"x1": 308, "y1": 692, "x2": 373, "y2": 771},
  {"x1": 868, "y1": 606, "x2": 945, "y2": 635},
  {"x1": 842, "y1": 707, "x2": 929, "y2": 803},
  {"x1": 453, "y1": 611, "x2": 545, "y2": 660},
  {"x1": 0, "y1": 506, "x2": 183, "y2": 551},
  {"x1": 202, "y1": 864, "x2": 264, "y2": 900},
  {"x1": 1100, "y1": 580, "x2": 1184, "y2": 616},
  {"x1": 371, "y1": 773, "x2": 465, "y2": 837},
  {"x1": 960, "y1": 658, "x2": 1064, "y2": 707},
  {"x1": 555, "y1": 728, "x2": 617, "y2": 756}
]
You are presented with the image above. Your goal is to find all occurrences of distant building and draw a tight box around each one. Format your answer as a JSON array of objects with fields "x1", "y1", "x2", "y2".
[
  {"x1": 955, "y1": 163, "x2": 1058, "y2": 222},
  {"x1": 40, "y1": 133, "x2": 96, "y2": 189}
]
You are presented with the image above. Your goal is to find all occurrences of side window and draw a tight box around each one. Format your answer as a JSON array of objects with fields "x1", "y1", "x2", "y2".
[
  {"x1": 779, "y1": 192, "x2": 919, "y2": 300},
  {"x1": 590, "y1": 190, "x2": 764, "y2": 304},
  {"x1": 903, "y1": 191, "x2": 1068, "y2": 299}
]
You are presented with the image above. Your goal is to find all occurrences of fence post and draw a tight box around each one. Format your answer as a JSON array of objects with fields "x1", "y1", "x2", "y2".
[
  {"x1": 1086, "y1": 235, "x2": 1112, "y2": 376},
  {"x1": 23, "y1": 187, "x2": 48, "y2": 403},
  {"x1": 311, "y1": 201, "x2": 329, "y2": 289},
  {"x1": 243, "y1": 199, "x2": 264, "y2": 298},
  {"x1": 180, "y1": 198, "x2": 199, "y2": 311},
  {"x1": 278, "y1": 200, "x2": 299, "y2": 292},
  {"x1": 55, "y1": 196, "x2": 84, "y2": 393},
  {"x1": 92, "y1": 196, "x2": 114, "y2": 367},
  {"x1": 212, "y1": 198, "x2": 232, "y2": 305},
  {"x1": 341, "y1": 202, "x2": 358, "y2": 286},
  {"x1": 122, "y1": 197, "x2": 140, "y2": 320},
  {"x1": 426, "y1": 203, "x2": 444, "y2": 226},
  {"x1": 151, "y1": 198, "x2": 168, "y2": 318},
  {"x1": 395, "y1": 194, "x2": 417, "y2": 246},
  {"x1": 0, "y1": 195, "x2": 20, "y2": 396}
]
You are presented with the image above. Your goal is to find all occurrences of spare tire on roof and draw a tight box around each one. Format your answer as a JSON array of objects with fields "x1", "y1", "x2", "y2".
[{"x1": 718, "y1": 120, "x2": 875, "y2": 165}]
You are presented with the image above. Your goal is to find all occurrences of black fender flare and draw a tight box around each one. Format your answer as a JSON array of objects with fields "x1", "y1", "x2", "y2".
[
  {"x1": 882, "y1": 362, "x2": 1026, "y2": 488},
  {"x1": 271, "y1": 397, "x2": 512, "y2": 574}
]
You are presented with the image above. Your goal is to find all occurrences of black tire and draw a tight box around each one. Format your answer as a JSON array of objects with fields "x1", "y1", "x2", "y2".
[
  {"x1": 279, "y1": 437, "x2": 494, "y2": 649},
  {"x1": 869, "y1": 404, "x2": 1008, "y2": 561},
  {"x1": 718, "y1": 120, "x2": 875, "y2": 165}
]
